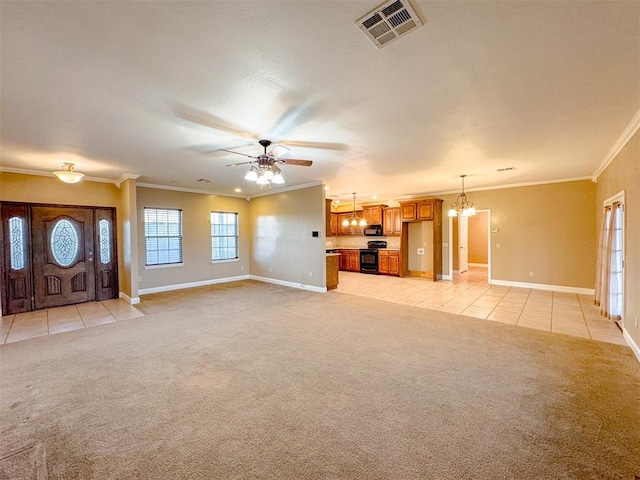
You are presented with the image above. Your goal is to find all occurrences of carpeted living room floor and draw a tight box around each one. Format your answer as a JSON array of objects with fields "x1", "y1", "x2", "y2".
[{"x1": 1, "y1": 280, "x2": 639, "y2": 479}]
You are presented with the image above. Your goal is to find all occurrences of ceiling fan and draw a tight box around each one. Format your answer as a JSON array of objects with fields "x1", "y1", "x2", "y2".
[{"x1": 222, "y1": 139, "x2": 312, "y2": 186}]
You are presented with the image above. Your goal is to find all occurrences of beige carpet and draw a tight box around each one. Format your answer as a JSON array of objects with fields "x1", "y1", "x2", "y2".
[{"x1": 1, "y1": 280, "x2": 639, "y2": 479}]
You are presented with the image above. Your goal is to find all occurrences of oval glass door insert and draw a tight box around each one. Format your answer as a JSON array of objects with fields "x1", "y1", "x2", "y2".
[{"x1": 51, "y1": 219, "x2": 79, "y2": 266}]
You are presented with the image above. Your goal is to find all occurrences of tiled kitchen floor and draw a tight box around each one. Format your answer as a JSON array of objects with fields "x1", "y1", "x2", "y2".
[
  {"x1": 1, "y1": 299, "x2": 143, "y2": 345},
  {"x1": 337, "y1": 267, "x2": 626, "y2": 346}
]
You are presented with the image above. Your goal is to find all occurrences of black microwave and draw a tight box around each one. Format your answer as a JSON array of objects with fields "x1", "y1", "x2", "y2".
[{"x1": 363, "y1": 224, "x2": 384, "y2": 236}]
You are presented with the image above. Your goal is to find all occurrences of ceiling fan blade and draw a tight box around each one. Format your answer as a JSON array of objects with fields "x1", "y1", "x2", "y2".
[
  {"x1": 278, "y1": 159, "x2": 313, "y2": 166},
  {"x1": 219, "y1": 149, "x2": 258, "y2": 159},
  {"x1": 172, "y1": 104, "x2": 256, "y2": 140},
  {"x1": 225, "y1": 161, "x2": 255, "y2": 167},
  {"x1": 269, "y1": 144, "x2": 290, "y2": 158},
  {"x1": 278, "y1": 140, "x2": 348, "y2": 151}
]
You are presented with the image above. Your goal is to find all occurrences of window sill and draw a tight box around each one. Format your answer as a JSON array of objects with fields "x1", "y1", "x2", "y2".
[
  {"x1": 211, "y1": 258, "x2": 239, "y2": 264},
  {"x1": 145, "y1": 263, "x2": 184, "y2": 270}
]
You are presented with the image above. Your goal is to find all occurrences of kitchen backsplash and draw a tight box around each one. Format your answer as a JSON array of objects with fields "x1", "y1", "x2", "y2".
[{"x1": 326, "y1": 236, "x2": 401, "y2": 249}]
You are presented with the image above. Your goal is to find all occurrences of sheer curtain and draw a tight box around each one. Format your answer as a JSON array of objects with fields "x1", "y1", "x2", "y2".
[{"x1": 594, "y1": 202, "x2": 623, "y2": 320}]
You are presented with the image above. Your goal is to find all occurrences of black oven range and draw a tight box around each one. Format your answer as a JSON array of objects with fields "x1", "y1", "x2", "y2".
[{"x1": 359, "y1": 240, "x2": 387, "y2": 274}]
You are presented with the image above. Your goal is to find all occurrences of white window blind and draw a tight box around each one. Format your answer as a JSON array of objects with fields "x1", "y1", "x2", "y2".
[
  {"x1": 145, "y1": 208, "x2": 183, "y2": 266},
  {"x1": 211, "y1": 211, "x2": 238, "y2": 261}
]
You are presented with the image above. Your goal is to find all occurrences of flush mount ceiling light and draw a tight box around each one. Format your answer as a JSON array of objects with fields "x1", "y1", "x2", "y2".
[
  {"x1": 53, "y1": 162, "x2": 85, "y2": 184},
  {"x1": 448, "y1": 175, "x2": 476, "y2": 217},
  {"x1": 342, "y1": 193, "x2": 368, "y2": 227}
]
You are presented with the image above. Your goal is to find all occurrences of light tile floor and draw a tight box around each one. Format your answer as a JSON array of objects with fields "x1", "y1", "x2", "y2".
[
  {"x1": 336, "y1": 267, "x2": 626, "y2": 346},
  {"x1": 1, "y1": 299, "x2": 143, "y2": 345}
]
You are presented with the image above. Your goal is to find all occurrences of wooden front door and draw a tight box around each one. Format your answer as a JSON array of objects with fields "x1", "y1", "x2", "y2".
[
  {"x1": 1, "y1": 203, "x2": 118, "y2": 314},
  {"x1": 32, "y1": 206, "x2": 96, "y2": 309}
]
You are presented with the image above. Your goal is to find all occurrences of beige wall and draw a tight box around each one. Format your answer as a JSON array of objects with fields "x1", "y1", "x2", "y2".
[
  {"x1": 595, "y1": 129, "x2": 640, "y2": 349},
  {"x1": 119, "y1": 178, "x2": 138, "y2": 300},
  {"x1": 249, "y1": 185, "x2": 325, "y2": 288},
  {"x1": 136, "y1": 187, "x2": 250, "y2": 290},
  {"x1": 408, "y1": 221, "x2": 433, "y2": 273},
  {"x1": 441, "y1": 180, "x2": 597, "y2": 288},
  {"x1": 469, "y1": 211, "x2": 489, "y2": 264}
]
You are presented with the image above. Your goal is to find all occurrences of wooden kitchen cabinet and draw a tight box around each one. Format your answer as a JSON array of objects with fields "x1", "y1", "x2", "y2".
[
  {"x1": 388, "y1": 251, "x2": 400, "y2": 276},
  {"x1": 330, "y1": 213, "x2": 338, "y2": 236},
  {"x1": 337, "y1": 250, "x2": 360, "y2": 272},
  {"x1": 417, "y1": 201, "x2": 434, "y2": 220},
  {"x1": 338, "y1": 213, "x2": 351, "y2": 236},
  {"x1": 338, "y1": 212, "x2": 364, "y2": 236},
  {"x1": 383, "y1": 207, "x2": 402, "y2": 236},
  {"x1": 325, "y1": 199, "x2": 333, "y2": 236},
  {"x1": 362, "y1": 204, "x2": 386, "y2": 225},
  {"x1": 378, "y1": 250, "x2": 400, "y2": 276},
  {"x1": 399, "y1": 200, "x2": 435, "y2": 221},
  {"x1": 401, "y1": 203, "x2": 417, "y2": 221},
  {"x1": 326, "y1": 254, "x2": 339, "y2": 290}
]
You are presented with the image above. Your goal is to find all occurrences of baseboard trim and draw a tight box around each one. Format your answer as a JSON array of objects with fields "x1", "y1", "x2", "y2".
[
  {"x1": 469, "y1": 263, "x2": 488, "y2": 267},
  {"x1": 441, "y1": 274, "x2": 452, "y2": 280},
  {"x1": 489, "y1": 279, "x2": 594, "y2": 295},
  {"x1": 119, "y1": 292, "x2": 140, "y2": 305},
  {"x1": 249, "y1": 275, "x2": 327, "y2": 293},
  {"x1": 622, "y1": 328, "x2": 640, "y2": 363},
  {"x1": 139, "y1": 275, "x2": 250, "y2": 296}
]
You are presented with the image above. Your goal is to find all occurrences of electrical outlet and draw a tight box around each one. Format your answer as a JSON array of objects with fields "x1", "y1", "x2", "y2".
[
  {"x1": 417, "y1": 248, "x2": 424, "y2": 255},
  {"x1": 240, "y1": 265, "x2": 244, "y2": 270},
  {"x1": 496, "y1": 243, "x2": 501, "y2": 248},
  {"x1": 529, "y1": 271, "x2": 534, "y2": 276},
  {"x1": 310, "y1": 271, "x2": 313, "y2": 277},
  {"x1": 269, "y1": 268, "x2": 272, "y2": 273}
]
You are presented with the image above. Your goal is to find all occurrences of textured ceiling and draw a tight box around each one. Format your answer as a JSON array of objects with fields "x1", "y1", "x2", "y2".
[{"x1": 1, "y1": 1, "x2": 639, "y2": 204}]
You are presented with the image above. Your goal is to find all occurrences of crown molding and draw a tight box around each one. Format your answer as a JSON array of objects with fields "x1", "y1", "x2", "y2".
[
  {"x1": 246, "y1": 181, "x2": 323, "y2": 200},
  {"x1": 115, "y1": 173, "x2": 140, "y2": 188},
  {"x1": 429, "y1": 176, "x2": 592, "y2": 196},
  {"x1": 0, "y1": 166, "x2": 116, "y2": 184},
  {"x1": 592, "y1": 107, "x2": 640, "y2": 182},
  {"x1": 136, "y1": 182, "x2": 245, "y2": 198}
]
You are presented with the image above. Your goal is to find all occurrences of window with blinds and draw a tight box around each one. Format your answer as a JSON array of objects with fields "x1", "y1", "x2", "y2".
[
  {"x1": 211, "y1": 211, "x2": 238, "y2": 261},
  {"x1": 144, "y1": 208, "x2": 183, "y2": 266}
]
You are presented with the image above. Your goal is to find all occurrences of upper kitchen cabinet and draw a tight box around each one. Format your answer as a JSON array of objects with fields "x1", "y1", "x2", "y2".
[
  {"x1": 362, "y1": 204, "x2": 386, "y2": 225},
  {"x1": 383, "y1": 207, "x2": 402, "y2": 236},
  {"x1": 399, "y1": 199, "x2": 437, "y2": 221}
]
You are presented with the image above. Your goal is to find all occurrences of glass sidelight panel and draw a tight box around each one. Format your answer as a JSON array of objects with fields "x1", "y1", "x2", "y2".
[
  {"x1": 99, "y1": 219, "x2": 111, "y2": 264},
  {"x1": 9, "y1": 216, "x2": 25, "y2": 270}
]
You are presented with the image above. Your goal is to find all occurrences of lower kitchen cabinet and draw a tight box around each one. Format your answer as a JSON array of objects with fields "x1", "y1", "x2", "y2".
[
  {"x1": 337, "y1": 250, "x2": 360, "y2": 272},
  {"x1": 378, "y1": 250, "x2": 400, "y2": 276}
]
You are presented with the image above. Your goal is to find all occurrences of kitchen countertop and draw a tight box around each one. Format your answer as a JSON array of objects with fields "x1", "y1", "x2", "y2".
[{"x1": 326, "y1": 253, "x2": 341, "y2": 256}]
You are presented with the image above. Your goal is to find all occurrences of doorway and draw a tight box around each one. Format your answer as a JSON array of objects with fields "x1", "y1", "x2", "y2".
[
  {"x1": 448, "y1": 209, "x2": 491, "y2": 281},
  {"x1": 1, "y1": 203, "x2": 118, "y2": 315}
]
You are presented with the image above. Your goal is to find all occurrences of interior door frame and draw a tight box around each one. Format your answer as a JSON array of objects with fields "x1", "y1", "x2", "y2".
[
  {"x1": 446, "y1": 208, "x2": 491, "y2": 283},
  {"x1": 0, "y1": 201, "x2": 118, "y2": 315}
]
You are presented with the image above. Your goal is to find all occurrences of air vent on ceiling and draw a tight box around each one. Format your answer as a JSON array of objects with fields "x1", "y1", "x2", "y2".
[
  {"x1": 356, "y1": 0, "x2": 423, "y2": 48},
  {"x1": 496, "y1": 167, "x2": 516, "y2": 172}
]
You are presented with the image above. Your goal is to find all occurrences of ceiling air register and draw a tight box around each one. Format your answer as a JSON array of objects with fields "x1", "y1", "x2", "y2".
[{"x1": 356, "y1": 0, "x2": 423, "y2": 48}]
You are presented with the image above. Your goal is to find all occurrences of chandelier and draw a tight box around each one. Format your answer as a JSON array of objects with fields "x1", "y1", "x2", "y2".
[
  {"x1": 448, "y1": 175, "x2": 476, "y2": 217},
  {"x1": 53, "y1": 162, "x2": 85, "y2": 184},
  {"x1": 244, "y1": 160, "x2": 285, "y2": 186},
  {"x1": 342, "y1": 193, "x2": 367, "y2": 227}
]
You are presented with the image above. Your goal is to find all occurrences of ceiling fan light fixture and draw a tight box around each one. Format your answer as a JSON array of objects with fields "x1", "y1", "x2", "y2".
[
  {"x1": 256, "y1": 175, "x2": 270, "y2": 185},
  {"x1": 53, "y1": 162, "x2": 85, "y2": 184},
  {"x1": 271, "y1": 172, "x2": 285, "y2": 184},
  {"x1": 244, "y1": 169, "x2": 259, "y2": 181}
]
